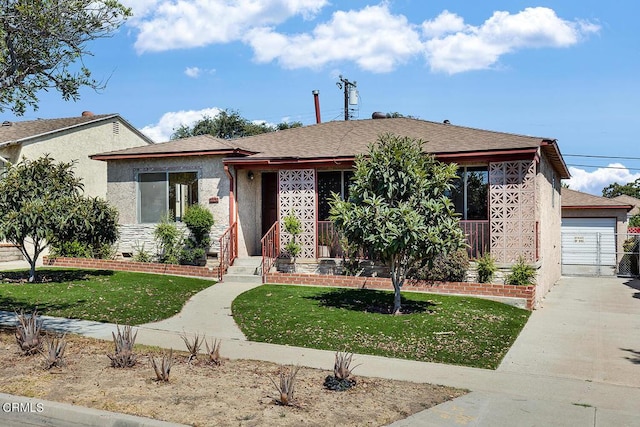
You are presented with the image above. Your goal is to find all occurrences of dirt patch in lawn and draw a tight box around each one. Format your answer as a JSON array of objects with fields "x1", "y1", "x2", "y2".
[{"x1": 0, "y1": 331, "x2": 465, "y2": 426}]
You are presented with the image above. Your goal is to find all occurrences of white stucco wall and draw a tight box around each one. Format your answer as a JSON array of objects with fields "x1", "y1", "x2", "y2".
[
  {"x1": 0, "y1": 118, "x2": 149, "y2": 198},
  {"x1": 105, "y1": 156, "x2": 231, "y2": 255}
]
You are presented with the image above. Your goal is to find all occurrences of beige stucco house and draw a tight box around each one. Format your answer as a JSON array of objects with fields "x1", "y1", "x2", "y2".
[
  {"x1": 93, "y1": 117, "x2": 570, "y2": 305},
  {"x1": 0, "y1": 112, "x2": 154, "y2": 198}
]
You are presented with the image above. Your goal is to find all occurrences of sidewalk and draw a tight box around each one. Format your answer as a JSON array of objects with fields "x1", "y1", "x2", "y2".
[{"x1": 2, "y1": 260, "x2": 640, "y2": 426}]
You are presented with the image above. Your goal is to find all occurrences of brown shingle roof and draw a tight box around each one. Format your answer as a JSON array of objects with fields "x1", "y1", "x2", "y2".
[
  {"x1": 0, "y1": 113, "x2": 153, "y2": 146},
  {"x1": 612, "y1": 194, "x2": 640, "y2": 216},
  {"x1": 232, "y1": 117, "x2": 549, "y2": 159},
  {"x1": 91, "y1": 134, "x2": 249, "y2": 159},
  {"x1": 562, "y1": 188, "x2": 632, "y2": 210}
]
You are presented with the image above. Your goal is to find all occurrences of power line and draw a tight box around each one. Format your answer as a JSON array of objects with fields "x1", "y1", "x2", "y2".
[
  {"x1": 564, "y1": 154, "x2": 640, "y2": 161},
  {"x1": 567, "y1": 164, "x2": 640, "y2": 172}
]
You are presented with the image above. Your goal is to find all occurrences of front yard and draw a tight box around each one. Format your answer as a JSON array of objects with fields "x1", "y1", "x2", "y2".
[
  {"x1": 233, "y1": 285, "x2": 530, "y2": 369},
  {"x1": 0, "y1": 269, "x2": 214, "y2": 325}
]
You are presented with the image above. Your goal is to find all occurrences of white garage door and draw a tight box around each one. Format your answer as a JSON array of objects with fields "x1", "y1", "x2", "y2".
[{"x1": 561, "y1": 218, "x2": 616, "y2": 275}]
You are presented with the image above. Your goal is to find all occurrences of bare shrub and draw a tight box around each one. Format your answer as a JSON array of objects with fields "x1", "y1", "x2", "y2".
[
  {"x1": 107, "y1": 325, "x2": 137, "y2": 368},
  {"x1": 270, "y1": 365, "x2": 301, "y2": 406},
  {"x1": 15, "y1": 309, "x2": 43, "y2": 355},
  {"x1": 151, "y1": 349, "x2": 173, "y2": 382},
  {"x1": 324, "y1": 351, "x2": 360, "y2": 391},
  {"x1": 41, "y1": 334, "x2": 67, "y2": 369},
  {"x1": 205, "y1": 338, "x2": 225, "y2": 366},
  {"x1": 180, "y1": 331, "x2": 203, "y2": 364}
]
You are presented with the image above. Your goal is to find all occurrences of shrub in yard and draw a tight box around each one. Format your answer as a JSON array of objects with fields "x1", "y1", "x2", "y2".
[
  {"x1": 282, "y1": 212, "x2": 302, "y2": 259},
  {"x1": 505, "y1": 256, "x2": 536, "y2": 286},
  {"x1": 622, "y1": 237, "x2": 639, "y2": 276},
  {"x1": 15, "y1": 309, "x2": 43, "y2": 355},
  {"x1": 180, "y1": 331, "x2": 203, "y2": 364},
  {"x1": 133, "y1": 242, "x2": 153, "y2": 263},
  {"x1": 205, "y1": 338, "x2": 224, "y2": 366},
  {"x1": 475, "y1": 253, "x2": 497, "y2": 283},
  {"x1": 271, "y1": 365, "x2": 300, "y2": 406},
  {"x1": 323, "y1": 351, "x2": 359, "y2": 391},
  {"x1": 409, "y1": 249, "x2": 469, "y2": 282},
  {"x1": 151, "y1": 349, "x2": 173, "y2": 382},
  {"x1": 154, "y1": 213, "x2": 184, "y2": 264},
  {"x1": 41, "y1": 334, "x2": 67, "y2": 369},
  {"x1": 181, "y1": 205, "x2": 214, "y2": 265},
  {"x1": 107, "y1": 325, "x2": 138, "y2": 368}
]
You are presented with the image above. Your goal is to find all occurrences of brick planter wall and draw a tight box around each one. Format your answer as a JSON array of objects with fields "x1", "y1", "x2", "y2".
[
  {"x1": 265, "y1": 272, "x2": 536, "y2": 310},
  {"x1": 43, "y1": 257, "x2": 219, "y2": 279}
]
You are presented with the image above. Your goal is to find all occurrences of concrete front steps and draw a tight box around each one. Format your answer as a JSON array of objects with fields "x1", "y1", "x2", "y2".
[{"x1": 222, "y1": 256, "x2": 263, "y2": 284}]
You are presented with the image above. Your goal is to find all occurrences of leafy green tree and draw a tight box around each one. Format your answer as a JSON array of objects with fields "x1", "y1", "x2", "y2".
[
  {"x1": 0, "y1": 156, "x2": 82, "y2": 281},
  {"x1": 0, "y1": 0, "x2": 131, "y2": 115},
  {"x1": 602, "y1": 178, "x2": 640, "y2": 198},
  {"x1": 52, "y1": 197, "x2": 119, "y2": 259},
  {"x1": 171, "y1": 109, "x2": 302, "y2": 140},
  {"x1": 329, "y1": 134, "x2": 466, "y2": 314}
]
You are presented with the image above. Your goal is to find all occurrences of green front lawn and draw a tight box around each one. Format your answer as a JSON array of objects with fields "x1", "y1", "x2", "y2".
[
  {"x1": 232, "y1": 285, "x2": 530, "y2": 369},
  {"x1": 0, "y1": 269, "x2": 214, "y2": 325}
]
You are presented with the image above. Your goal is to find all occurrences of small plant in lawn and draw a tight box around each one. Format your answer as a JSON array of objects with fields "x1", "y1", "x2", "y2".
[
  {"x1": 505, "y1": 256, "x2": 536, "y2": 286},
  {"x1": 107, "y1": 325, "x2": 138, "y2": 368},
  {"x1": 205, "y1": 338, "x2": 225, "y2": 366},
  {"x1": 41, "y1": 334, "x2": 67, "y2": 369},
  {"x1": 151, "y1": 349, "x2": 174, "y2": 382},
  {"x1": 15, "y1": 309, "x2": 43, "y2": 355},
  {"x1": 475, "y1": 253, "x2": 497, "y2": 283},
  {"x1": 180, "y1": 331, "x2": 203, "y2": 364},
  {"x1": 323, "y1": 351, "x2": 360, "y2": 391},
  {"x1": 270, "y1": 365, "x2": 301, "y2": 406}
]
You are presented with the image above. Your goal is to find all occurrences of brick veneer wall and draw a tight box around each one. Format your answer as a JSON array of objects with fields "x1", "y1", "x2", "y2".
[
  {"x1": 43, "y1": 256, "x2": 219, "y2": 279},
  {"x1": 265, "y1": 272, "x2": 536, "y2": 310}
]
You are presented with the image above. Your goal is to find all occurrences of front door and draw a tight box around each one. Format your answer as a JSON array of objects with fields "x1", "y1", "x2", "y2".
[{"x1": 261, "y1": 172, "x2": 278, "y2": 237}]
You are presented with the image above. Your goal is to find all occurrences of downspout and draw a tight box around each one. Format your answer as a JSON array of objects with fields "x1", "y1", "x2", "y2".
[{"x1": 224, "y1": 164, "x2": 237, "y2": 258}]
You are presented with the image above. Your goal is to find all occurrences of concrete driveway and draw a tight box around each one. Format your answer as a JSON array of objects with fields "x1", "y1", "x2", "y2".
[{"x1": 499, "y1": 276, "x2": 640, "y2": 388}]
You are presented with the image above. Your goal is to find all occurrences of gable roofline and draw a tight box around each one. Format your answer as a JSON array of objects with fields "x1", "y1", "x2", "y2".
[
  {"x1": 562, "y1": 188, "x2": 632, "y2": 211},
  {"x1": 0, "y1": 113, "x2": 154, "y2": 147}
]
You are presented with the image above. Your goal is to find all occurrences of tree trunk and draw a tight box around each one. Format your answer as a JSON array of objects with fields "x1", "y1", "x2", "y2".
[{"x1": 391, "y1": 255, "x2": 404, "y2": 315}]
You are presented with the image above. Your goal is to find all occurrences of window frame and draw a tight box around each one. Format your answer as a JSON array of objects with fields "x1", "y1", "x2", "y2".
[
  {"x1": 452, "y1": 165, "x2": 489, "y2": 221},
  {"x1": 136, "y1": 170, "x2": 199, "y2": 223}
]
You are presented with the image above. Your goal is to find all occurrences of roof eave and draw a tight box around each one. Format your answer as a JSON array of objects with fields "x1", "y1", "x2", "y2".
[{"x1": 91, "y1": 148, "x2": 254, "y2": 161}]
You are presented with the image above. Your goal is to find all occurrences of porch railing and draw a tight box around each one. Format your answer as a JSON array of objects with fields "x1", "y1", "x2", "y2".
[
  {"x1": 318, "y1": 220, "x2": 491, "y2": 260},
  {"x1": 218, "y1": 222, "x2": 237, "y2": 281},
  {"x1": 261, "y1": 221, "x2": 279, "y2": 282},
  {"x1": 460, "y1": 220, "x2": 490, "y2": 260}
]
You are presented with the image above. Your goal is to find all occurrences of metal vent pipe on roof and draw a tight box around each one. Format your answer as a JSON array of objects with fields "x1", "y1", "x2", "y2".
[{"x1": 312, "y1": 90, "x2": 321, "y2": 124}]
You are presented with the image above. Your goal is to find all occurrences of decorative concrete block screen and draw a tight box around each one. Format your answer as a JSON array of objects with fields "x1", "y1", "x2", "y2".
[
  {"x1": 279, "y1": 169, "x2": 316, "y2": 259},
  {"x1": 489, "y1": 160, "x2": 536, "y2": 263}
]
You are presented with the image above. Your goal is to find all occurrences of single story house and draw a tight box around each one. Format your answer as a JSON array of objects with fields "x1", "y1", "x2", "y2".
[
  {"x1": 92, "y1": 117, "x2": 570, "y2": 304},
  {"x1": 611, "y1": 194, "x2": 640, "y2": 225},
  {"x1": 561, "y1": 188, "x2": 633, "y2": 276}
]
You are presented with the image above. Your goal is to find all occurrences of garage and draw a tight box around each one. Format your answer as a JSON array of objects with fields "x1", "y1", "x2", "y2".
[
  {"x1": 561, "y1": 217, "x2": 616, "y2": 276},
  {"x1": 561, "y1": 188, "x2": 632, "y2": 276}
]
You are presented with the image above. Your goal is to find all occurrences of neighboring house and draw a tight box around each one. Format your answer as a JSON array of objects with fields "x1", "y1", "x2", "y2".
[
  {"x1": 0, "y1": 112, "x2": 154, "y2": 198},
  {"x1": 611, "y1": 194, "x2": 640, "y2": 225},
  {"x1": 93, "y1": 117, "x2": 570, "y2": 304},
  {"x1": 561, "y1": 188, "x2": 632, "y2": 276}
]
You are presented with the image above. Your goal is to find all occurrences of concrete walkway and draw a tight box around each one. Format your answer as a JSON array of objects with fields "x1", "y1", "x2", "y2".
[{"x1": 1, "y1": 259, "x2": 640, "y2": 426}]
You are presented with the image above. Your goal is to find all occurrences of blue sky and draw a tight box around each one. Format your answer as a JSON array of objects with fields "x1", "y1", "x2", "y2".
[{"x1": 5, "y1": 0, "x2": 640, "y2": 195}]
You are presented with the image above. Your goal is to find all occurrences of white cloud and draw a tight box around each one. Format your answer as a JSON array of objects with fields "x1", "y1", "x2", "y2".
[
  {"x1": 245, "y1": 4, "x2": 422, "y2": 72},
  {"x1": 126, "y1": 2, "x2": 599, "y2": 75},
  {"x1": 566, "y1": 164, "x2": 640, "y2": 195},
  {"x1": 140, "y1": 107, "x2": 222, "y2": 142},
  {"x1": 424, "y1": 7, "x2": 600, "y2": 74},
  {"x1": 184, "y1": 66, "x2": 202, "y2": 78},
  {"x1": 129, "y1": 0, "x2": 328, "y2": 53}
]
